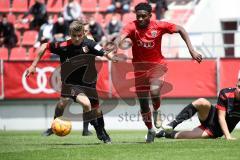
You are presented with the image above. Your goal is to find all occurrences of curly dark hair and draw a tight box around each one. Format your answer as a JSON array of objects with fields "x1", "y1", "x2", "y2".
[{"x1": 134, "y1": 2, "x2": 152, "y2": 13}]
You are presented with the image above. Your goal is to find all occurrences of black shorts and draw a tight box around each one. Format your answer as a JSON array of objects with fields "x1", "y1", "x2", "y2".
[
  {"x1": 61, "y1": 83, "x2": 99, "y2": 108},
  {"x1": 199, "y1": 105, "x2": 223, "y2": 138}
]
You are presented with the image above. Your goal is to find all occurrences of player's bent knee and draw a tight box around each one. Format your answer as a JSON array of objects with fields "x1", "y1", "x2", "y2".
[
  {"x1": 194, "y1": 98, "x2": 211, "y2": 107},
  {"x1": 150, "y1": 85, "x2": 160, "y2": 95},
  {"x1": 76, "y1": 95, "x2": 91, "y2": 109}
]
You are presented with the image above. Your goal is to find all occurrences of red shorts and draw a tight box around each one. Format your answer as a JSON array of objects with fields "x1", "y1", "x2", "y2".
[
  {"x1": 198, "y1": 125, "x2": 214, "y2": 137},
  {"x1": 133, "y1": 62, "x2": 167, "y2": 93}
]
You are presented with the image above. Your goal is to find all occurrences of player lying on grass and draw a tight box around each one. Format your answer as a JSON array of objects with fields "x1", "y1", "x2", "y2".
[
  {"x1": 156, "y1": 78, "x2": 240, "y2": 140},
  {"x1": 26, "y1": 20, "x2": 118, "y2": 143},
  {"x1": 115, "y1": 2, "x2": 202, "y2": 143}
]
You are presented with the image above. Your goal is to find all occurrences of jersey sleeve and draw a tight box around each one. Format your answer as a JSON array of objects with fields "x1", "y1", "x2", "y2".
[
  {"x1": 46, "y1": 42, "x2": 61, "y2": 55},
  {"x1": 88, "y1": 40, "x2": 105, "y2": 56},
  {"x1": 216, "y1": 89, "x2": 227, "y2": 111},
  {"x1": 121, "y1": 22, "x2": 135, "y2": 37},
  {"x1": 157, "y1": 21, "x2": 177, "y2": 34}
]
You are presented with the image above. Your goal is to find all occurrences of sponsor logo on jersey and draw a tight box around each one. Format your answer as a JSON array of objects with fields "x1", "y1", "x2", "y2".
[
  {"x1": 82, "y1": 46, "x2": 89, "y2": 53},
  {"x1": 151, "y1": 30, "x2": 158, "y2": 38},
  {"x1": 137, "y1": 40, "x2": 155, "y2": 49}
]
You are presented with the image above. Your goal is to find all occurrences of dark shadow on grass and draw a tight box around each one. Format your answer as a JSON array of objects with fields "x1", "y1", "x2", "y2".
[
  {"x1": 44, "y1": 143, "x2": 102, "y2": 146},
  {"x1": 28, "y1": 141, "x2": 147, "y2": 147},
  {"x1": 114, "y1": 141, "x2": 146, "y2": 144}
]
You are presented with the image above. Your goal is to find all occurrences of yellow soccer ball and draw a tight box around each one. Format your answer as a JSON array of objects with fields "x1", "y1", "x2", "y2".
[{"x1": 51, "y1": 117, "x2": 72, "y2": 137}]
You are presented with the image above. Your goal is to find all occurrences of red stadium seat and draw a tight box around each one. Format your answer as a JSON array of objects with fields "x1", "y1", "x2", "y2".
[
  {"x1": 104, "y1": 13, "x2": 121, "y2": 24},
  {"x1": 15, "y1": 31, "x2": 21, "y2": 46},
  {"x1": 7, "y1": 14, "x2": 17, "y2": 24},
  {"x1": 132, "y1": 0, "x2": 147, "y2": 7},
  {"x1": 9, "y1": 47, "x2": 27, "y2": 60},
  {"x1": 47, "y1": 0, "x2": 63, "y2": 13},
  {"x1": 22, "y1": 30, "x2": 38, "y2": 46},
  {"x1": 81, "y1": 0, "x2": 97, "y2": 12},
  {"x1": 94, "y1": 14, "x2": 104, "y2": 24},
  {"x1": 12, "y1": 0, "x2": 28, "y2": 13},
  {"x1": 14, "y1": 14, "x2": 30, "y2": 30},
  {"x1": 98, "y1": 0, "x2": 112, "y2": 12},
  {"x1": 28, "y1": 47, "x2": 38, "y2": 60},
  {"x1": 29, "y1": 0, "x2": 44, "y2": 8},
  {"x1": 122, "y1": 13, "x2": 136, "y2": 25},
  {"x1": 0, "y1": 0, "x2": 10, "y2": 12},
  {"x1": 28, "y1": 47, "x2": 51, "y2": 60},
  {"x1": 0, "y1": 48, "x2": 9, "y2": 60},
  {"x1": 63, "y1": 0, "x2": 68, "y2": 7}
]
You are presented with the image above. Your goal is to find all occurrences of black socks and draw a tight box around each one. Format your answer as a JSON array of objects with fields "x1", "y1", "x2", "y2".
[
  {"x1": 54, "y1": 105, "x2": 64, "y2": 119},
  {"x1": 169, "y1": 103, "x2": 197, "y2": 129}
]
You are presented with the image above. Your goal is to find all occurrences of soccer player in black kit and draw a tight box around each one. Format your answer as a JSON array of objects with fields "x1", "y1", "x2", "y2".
[
  {"x1": 25, "y1": 20, "x2": 117, "y2": 143},
  {"x1": 157, "y1": 78, "x2": 240, "y2": 140}
]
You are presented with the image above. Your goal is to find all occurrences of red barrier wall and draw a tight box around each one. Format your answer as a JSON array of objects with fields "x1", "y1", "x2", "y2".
[
  {"x1": 3, "y1": 58, "x2": 238, "y2": 99},
  {"x1": 220, "y1": 58, "x2": 240, "y2": 89},
  {"x1": 111, "y1": 59, "x2": 217, "y2": 98},
  {"x1": 4, "y1": 61, "x2": 109, "y2": 99}
]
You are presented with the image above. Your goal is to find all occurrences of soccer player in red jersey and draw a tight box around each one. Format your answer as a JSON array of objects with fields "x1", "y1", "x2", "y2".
[
  {"x1": 156, "y1": 78, "x2": 240, "y2": 140},
  {"x1": 117, "y1": 3, "x2": 202, "y2": 143}
]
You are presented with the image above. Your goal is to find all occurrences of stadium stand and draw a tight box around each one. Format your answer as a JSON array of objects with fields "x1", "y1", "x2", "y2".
[
  {"x1": 15, "y1": 14, "x2": 30, "y2": 30},
  {"x1": 0, "y1": 0, "x2": 11, "y2": 13},
  {"x1": 28, "y1": 47, "x2": 51, "y2": 60},
  {"x1": 98, "y1": 0, "x2": 112, "y2": 12},
  {"x1": 104, "y1": 13, "x2": 121, "y2": 25},
  {"x1": 9, "y1": 47, "x2": 27, "y2": 60},
  {"x1": 81, "y1": 0, "x2": 97, "y2": 12},
  {"x1": 29, "y1": 0, "x2": 44, "y2": 8},
  {"x1": 46, "y1": 0, "x2": 63, "y2": 13},
  {"x1": 15, "y1": 30, "x2": 21, "y2": 46},
  {"x1": 93, "y1": 13, "x2": 104, "y2": 24},
  {"x1": 0, "y1": 0, "x2": 200, "y2": 60},
  {"x1": 0, "y1": 48, "x2": 9, "y2": 60},
  {"x1": 132, "y1": 0, "x2": 147, "y2": 7},
  {"x1": 21, "y1": 30, "x2": 38, "y2": 46},
  {"x1": 7, "y1": 14, "x2": 17, "y2": 24},
  {"x1": 11, "y1": 0, "x2": 29, "y2": 13},
  {"x1": 122, "y1": 12, "x2": 136, "y2": 25}
]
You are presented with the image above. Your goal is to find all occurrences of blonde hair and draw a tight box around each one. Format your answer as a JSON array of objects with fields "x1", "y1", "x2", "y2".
[{"x1": 69, "y1": 20, "x2": 84, "y2": 35}]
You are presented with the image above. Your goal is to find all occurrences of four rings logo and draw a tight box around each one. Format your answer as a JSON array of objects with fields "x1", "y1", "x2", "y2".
[{"x1": 22, "y1": 67, "x2": 56, "y2": 94}]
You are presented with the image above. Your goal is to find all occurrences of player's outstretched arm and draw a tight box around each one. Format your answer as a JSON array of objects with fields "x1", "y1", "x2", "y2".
[
  {"x1": 218, "y1": 110, "x2": 236, "y2": 140},
  {"x1": 25, "y1": 43, "x2": 48, "y2": 77},
  {"x1": 116, "y1": 34, "x2": 128, "y2": 49},
  {"x1": 104, "y1": 50, "x2": 118, "y2": 62},
  {"x1": 103, "y1": 34, "x2": 129, "y2": 62},
  {"x1": 176, "y1": 25, "x2": 202, "y2": 63}
]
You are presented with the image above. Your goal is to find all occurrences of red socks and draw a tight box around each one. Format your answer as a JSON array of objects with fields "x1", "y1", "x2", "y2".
[
  {"x1": 141, "y1": 111, "x2": 152, "y2": 129},
  {"x1": 152, "y1": 98, "x2": 161, "y2": 111}
]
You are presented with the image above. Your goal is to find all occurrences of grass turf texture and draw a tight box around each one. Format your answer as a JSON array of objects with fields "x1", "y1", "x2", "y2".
[{"x1": 1, "y1": 130, "x2": 240, "y2": 160}]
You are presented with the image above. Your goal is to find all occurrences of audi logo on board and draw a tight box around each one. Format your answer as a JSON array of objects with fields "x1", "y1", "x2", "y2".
[{"x1": 22, "y1": 67, "x2": 56, "y2": 94}]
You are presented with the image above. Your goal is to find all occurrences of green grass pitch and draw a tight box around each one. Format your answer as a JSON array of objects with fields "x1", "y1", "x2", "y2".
[{"x1": 1, "y1": 130, "x2": 240, "y2": 160}]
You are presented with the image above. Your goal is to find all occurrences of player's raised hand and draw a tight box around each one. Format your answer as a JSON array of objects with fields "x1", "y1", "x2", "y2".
[
  {"x1": 25, "y1": 66, "x2": 36, "y2": 78},
  {"x1": 191, "y1": 50, "x2": 202, "y2": 63}
]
